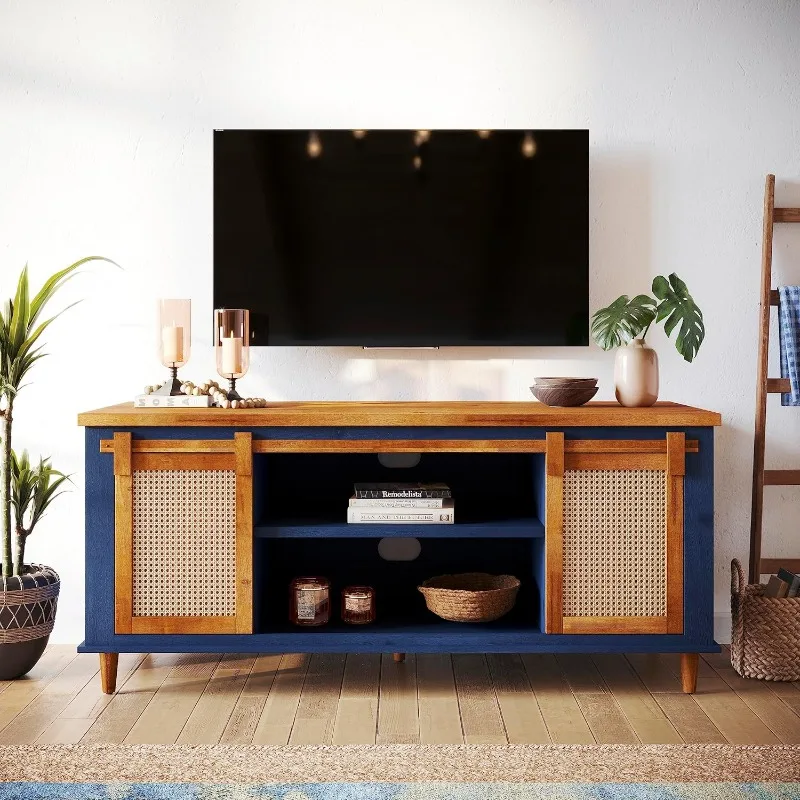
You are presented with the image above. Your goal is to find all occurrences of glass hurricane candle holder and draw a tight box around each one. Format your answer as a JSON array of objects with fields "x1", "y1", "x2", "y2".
[
  {"x1": 214, "y1": 308, "x2": 250, "y2": 400},
  {"x1": 153, "y1": 299, "x2": 191, "y2": 396}
]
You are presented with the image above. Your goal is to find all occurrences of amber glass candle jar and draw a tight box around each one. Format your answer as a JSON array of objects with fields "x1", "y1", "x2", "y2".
[
  {"x1": 341, "y1": 586, "x2": 375, "y2": 625},
  {"x1": 289, "y1": 577, "x2": 330, "y2": 626}
]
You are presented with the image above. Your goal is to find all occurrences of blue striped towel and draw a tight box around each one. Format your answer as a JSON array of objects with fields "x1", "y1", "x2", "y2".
[{"x1": 779, "y1": 286, "x2": 800, "y2": 406}]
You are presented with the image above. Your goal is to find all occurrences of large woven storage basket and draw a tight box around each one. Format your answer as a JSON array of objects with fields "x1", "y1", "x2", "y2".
[
  {"x1": 418, "y1": 572, "x2": 520, "y2": 622},
  {"x1": 730, "y1": 558, "x2": 800, "y2": 681}
]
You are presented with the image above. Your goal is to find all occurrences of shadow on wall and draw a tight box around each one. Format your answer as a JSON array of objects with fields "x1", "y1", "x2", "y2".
[
  {"x1": 370, "y1": 358, "x2": 504, "y2": 402},
  {"x1": 714, "y1": 422, "x2": 757, "y2": 554},
  {"x1": 590, "y1": 148, "x2": 653, "y2": 307}
]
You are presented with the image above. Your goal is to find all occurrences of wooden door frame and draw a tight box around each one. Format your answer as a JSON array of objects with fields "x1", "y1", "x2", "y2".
[
  {"x1": 112, "y1": 431, "x2": 253, "y2": 634},
  {"x1": 545, "y1": 432, "x2": 685, "y2": 634}
]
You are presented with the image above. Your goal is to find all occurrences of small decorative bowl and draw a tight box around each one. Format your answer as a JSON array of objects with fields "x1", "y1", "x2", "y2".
[
  {"x1": 530, "y1": 385, "x2": 599, "y2": 407},
  {"x1": 533, "y1": 377, "x2": 598, "y2": 388}
]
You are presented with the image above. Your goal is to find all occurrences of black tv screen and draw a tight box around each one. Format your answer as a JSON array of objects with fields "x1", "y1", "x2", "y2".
[{"x1": 214, "y1": 129, "x2": 589, "y2": 346}]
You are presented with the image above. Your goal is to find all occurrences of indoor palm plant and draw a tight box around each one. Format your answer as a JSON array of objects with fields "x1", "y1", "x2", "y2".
[
  {"x1": 591, "y1": 273, "x2": 704, "y2": 407},
  {"x1": 1, "y1": 258, "x2": 111, "y2": 679}
]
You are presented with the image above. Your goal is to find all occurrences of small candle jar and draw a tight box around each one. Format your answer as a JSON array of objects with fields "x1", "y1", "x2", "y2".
[
  {"x1": 341, "y1": 586, "x2": 375, "y2": 625},
  {"x1": 289, "y1": 577, "x2": 330, "y2": 626}
]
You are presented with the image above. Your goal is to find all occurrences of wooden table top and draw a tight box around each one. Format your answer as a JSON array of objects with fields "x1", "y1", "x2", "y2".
[{"x1": 78, "y1": 400, "x2": 722, "y2": 428}]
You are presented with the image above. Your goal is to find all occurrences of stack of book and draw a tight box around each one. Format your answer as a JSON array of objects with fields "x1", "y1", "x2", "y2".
[
  {"x1": 765, "y1": 567, "x2": 800, "y2": 598},
  {"x1": 347, "y1": 482, "x2": 454, "y2": 524}
]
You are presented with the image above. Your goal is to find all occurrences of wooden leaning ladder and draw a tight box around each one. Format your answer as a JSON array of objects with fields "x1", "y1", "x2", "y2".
[{"x1": 749, "y1": 174, "x2": 800, "y2": 583}]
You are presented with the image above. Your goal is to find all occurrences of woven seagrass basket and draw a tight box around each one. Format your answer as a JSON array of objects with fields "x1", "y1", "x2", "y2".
[
  {"x1": 418, "y1": 572, "x2": 520, "y2": 623},
  {"x1": 730, "y1": 558, "x2": 800, "y2": 681}
]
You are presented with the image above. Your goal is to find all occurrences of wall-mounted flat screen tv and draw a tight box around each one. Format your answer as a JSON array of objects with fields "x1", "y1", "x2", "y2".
[{"x1": 214, "y1": 129, "x2": 589, "y2": 346}]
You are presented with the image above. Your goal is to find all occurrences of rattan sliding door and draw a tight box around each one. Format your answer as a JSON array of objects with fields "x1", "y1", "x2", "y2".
[
  {"x1": 112, "y1": 432, "x2": 253, "y2": 634},
  {"x1": 544, "y1": 432, "x2": 685, "y2": 635}
]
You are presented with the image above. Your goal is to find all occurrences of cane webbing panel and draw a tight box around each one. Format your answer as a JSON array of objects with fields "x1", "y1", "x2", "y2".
[
  {"x1": 132, "y1": 470, "x2": 236, "y2": 617},
  {"x1": 563, "y1": 469, "x2": 666, "y2": 618}
]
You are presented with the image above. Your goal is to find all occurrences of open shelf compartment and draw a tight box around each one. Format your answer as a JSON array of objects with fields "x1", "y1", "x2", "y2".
[
  {"x1": 256, "y1": 536, "x2": 541, "y2": 636},
  {"x1": 254, "y1": 451, "x2": 543, "y2": 538}
]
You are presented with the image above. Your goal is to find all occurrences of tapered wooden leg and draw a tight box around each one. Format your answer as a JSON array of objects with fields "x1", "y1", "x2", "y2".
[
  {"x1": 393, "y1": 652, "x2": 406, "y2": 663},
  {"x1": 100, "y1": 653, "x2": 119, "y2": 694},
  {"x1": 681, "y1": 653, "x2": 698, "y2": 693}
]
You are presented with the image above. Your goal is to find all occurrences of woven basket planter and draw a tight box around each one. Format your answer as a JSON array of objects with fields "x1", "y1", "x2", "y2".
[
  {"x1": 418, "y1": 572, "x2": 520, "y2": 623},
  {"x1": 0, "y1": 564, "x2": 60, "y2": 680},
  {"x1": 730, "y1": 558, "x2": 800, "y2": 682}
]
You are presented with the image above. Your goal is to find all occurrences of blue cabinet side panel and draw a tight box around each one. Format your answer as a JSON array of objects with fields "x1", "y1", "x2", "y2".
[
  {"x1": 85, "y1": 427, "x2": 115, "y2": 645},
  {"x1": 682, "y1": 427, "x2": 715, "y2": 644},
  {"x1": 532, "y1": 454, "x2": 547, "y2": 629}
]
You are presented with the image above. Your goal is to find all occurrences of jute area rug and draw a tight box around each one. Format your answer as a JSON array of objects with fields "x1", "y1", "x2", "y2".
[{"x1": 0, "y1": 744, "x2": 798, "y2": 798}]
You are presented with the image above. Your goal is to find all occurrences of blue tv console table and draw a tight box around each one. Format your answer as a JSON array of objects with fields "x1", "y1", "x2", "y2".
[{"x1": 78, "y1": 400, "x2": 721, "y2": 694}]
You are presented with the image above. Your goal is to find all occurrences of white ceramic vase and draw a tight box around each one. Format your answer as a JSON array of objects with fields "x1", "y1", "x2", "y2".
[{"x1": 614, "y1": 338, "x2": 659, "y2": 407}]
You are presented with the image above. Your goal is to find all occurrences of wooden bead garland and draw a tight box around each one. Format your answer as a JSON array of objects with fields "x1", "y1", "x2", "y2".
[{"x1": 143, "y1": 379, "x2": 267, "y2": 409}]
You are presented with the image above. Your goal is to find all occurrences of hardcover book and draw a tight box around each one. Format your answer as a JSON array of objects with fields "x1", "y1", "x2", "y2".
[
  {"x1": 347, "y1": 501, "x2": 454, "y2": 524},
  {"x1": 353, "y1": 482, "x2": 451, "y2": 499},
  {"x1": 765, "y1": 575, "x2": 790, "y2": 598},
  {"x1": 348, "y1": 496, "x2": 444, "y2": 509},
  {"x1": 777, "y1": 568, "x2": 800, "y2": 598}
]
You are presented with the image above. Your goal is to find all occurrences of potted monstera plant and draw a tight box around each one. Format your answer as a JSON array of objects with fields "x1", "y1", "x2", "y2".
[
  {"x1": 1, "y1": 258, "x2": 111, "y2": 679},
  {"x1": 591, "y1": 273, "x2": 705, "y2": 407}
]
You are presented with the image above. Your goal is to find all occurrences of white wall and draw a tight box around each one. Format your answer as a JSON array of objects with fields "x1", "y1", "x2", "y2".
[{"x1": 1, "y1": 0, "x2": 799, "y2": 644}]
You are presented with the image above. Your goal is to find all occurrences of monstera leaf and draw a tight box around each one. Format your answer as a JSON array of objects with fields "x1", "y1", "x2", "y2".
[
  {"x1": 590, "y1": 294, "x2": 657, "y2": 351},
  {"x1": 652, "y1": 273, "x2": 705, "y2": 362}
]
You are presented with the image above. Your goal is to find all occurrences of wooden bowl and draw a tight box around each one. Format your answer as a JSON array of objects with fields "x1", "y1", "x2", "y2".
[
  {"x1": 532, "y1": 377, "x2": 598, "y2": 388},
  {"x1": 530, "y1": 385, "x2": 599, "y2": 407}
]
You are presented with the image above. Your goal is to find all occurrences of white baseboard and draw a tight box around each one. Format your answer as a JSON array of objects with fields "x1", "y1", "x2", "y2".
[{"x1": 714, "y1": 611, "x2": 731, "y2": 644}]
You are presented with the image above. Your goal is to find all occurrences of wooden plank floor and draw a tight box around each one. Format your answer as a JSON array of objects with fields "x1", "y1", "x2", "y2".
[{"x1": 1, "y1": 647, "x2": 799, "y2": 745}]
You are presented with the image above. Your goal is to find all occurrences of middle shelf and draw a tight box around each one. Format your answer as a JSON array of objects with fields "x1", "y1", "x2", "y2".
[{"x1": 255, "y1": 517, "x2": 545, "y2": 538}]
